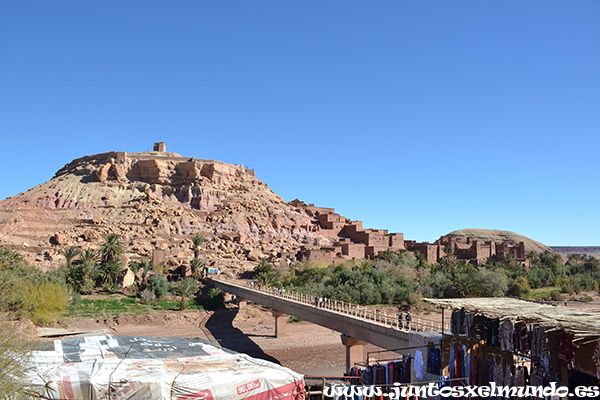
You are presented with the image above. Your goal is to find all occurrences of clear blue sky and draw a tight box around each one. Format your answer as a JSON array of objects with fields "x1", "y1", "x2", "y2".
[{"x1": 1, "y1": 1, "x2": 598, "y2": 246}]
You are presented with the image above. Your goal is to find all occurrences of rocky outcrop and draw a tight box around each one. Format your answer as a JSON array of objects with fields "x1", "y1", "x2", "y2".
[{"x1": 0, "y1": 149, "x2": 321, "y2": 273}]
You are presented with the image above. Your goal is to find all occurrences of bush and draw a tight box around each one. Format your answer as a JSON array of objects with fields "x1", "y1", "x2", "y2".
[
  {"x1": 148, "y1": 274, "x2": 171, "y2": 299},
  {"x1": 139, "y1": 288, "x2": 156, "y2": 304},
  {"x1": 203, "y1": 288, "x2": 224, "y2": 310},
  {"x1": 0, "y1": 264, "x2": 68, "y2": 325},
  {"x1": 507, "y1": 276, "x2": 530, "y2": 297},
  {"x1": 473, "y1": 269, "x2": 508, "y2": 297},
  {"x1": 550, "y1": 290, "x2": 564, "y2": 301},
  {"x1": 70, "y1": 292, "x2": 82, "y2": 314},
  {"x1": 0, "y1": 316, "x2": 36, "y2": 398}
]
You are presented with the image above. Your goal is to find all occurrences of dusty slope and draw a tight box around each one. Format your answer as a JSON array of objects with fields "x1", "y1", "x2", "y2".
[
  {"x1": 0, "y1": 149, "x2": 330, "y2": 272},
  {"x1": 446, "y1": 228, "x2": 553, "y2": 254}
]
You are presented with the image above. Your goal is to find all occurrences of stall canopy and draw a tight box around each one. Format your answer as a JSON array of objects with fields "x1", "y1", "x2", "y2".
[
  {"x1": 26, "y1": 335, "x2": 305, "y2": 400},
  {"x1": 424, "y1": 297, "x2": 600, "y2": 341}
]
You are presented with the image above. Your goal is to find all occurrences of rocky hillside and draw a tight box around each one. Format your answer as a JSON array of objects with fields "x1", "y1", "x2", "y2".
[
  {"x1": 0, "y1": 149, "x2": 333, "y2": 273},
  {"x1": 445, "y1": 229, "x2": 554, "y2": 254}
]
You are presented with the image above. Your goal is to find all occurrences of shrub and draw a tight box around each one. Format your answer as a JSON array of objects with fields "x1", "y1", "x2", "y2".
[
  {"x1": 507, "y1": 276, "x2": 530, "y2": 297},
  {"x1": 203, "y1": 288, "x2": 224, "y2": 310},
  {"x1": 148, "y1": 274, "x2": 171, "y2": 299},
  {"x1": 152, "y1": 262, "x2": 167, "y2": 274},
  {"x1": 472, "y1": 268, "x2": 508, "y2": 297},
  {"x1": 70, "y1": 292, "x2": 82, "y2": 314},
  {"x1": 550, "y1": 290, "x2": 564, "y2": 301},
  {"x1": 139, "y1": 288, "x2": 156, "y2": 304},
  {"x1": 0, "y1": 316, "x2": 36, "y2": 398}
]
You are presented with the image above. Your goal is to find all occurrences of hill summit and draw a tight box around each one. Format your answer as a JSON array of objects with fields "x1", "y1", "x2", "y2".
[
  {"x1": 445, "y1": 229, "x2": 553, "y2": 254},
  {"x1": 0, "y1": 144, "x2": 326, "y2": 272}
]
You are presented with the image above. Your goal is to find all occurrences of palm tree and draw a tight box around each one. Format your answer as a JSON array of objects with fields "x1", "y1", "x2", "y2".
[
  {"x1": 61, "y1": 247, "x2": 81, "y2": 267},
  {"x1": 98, "y1": 260, "x2": 125, "y2": 288},
  {"x1": 79, "y1": 248, "x2": 98, "y2": 268},
  {"x1": 191, "y1": 234, "x2": 206, "y2": 259},
  {"x1": 190, "y1": 258, "x2": 205, "y2": 278},
  {"x1": 174, "y1": 278, "x2": 198, "y2": 310},
  {"x1": 526, "y1": 251, "x2": 539, "y2": 266},
  {"x1": 100, "y1": 233, "x2": 125, "y2": 264}
]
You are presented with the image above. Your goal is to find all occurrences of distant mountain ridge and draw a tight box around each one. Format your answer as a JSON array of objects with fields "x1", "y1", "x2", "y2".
[{"x1": 551, "y1": 247, "x2": 600, "y2": 258}]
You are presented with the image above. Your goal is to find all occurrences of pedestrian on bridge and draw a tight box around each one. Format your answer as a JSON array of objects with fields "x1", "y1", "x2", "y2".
[
  {"x1": 398, "y1": 313, "x2": 404, "y2": 329},
  {"x1": 406, "y1": 311, "x2": 412, "y2": 330}
]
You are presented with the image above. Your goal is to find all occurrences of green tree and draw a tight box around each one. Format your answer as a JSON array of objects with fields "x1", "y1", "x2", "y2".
[
  {"x1": 507, "y1": 276, "x2": 531, "y2": 297},
  {"x1": 79, "y1": 248, "x2": 98, "y2": 269},
  {"x1": 191, "y1": 234, "x2": 206, "y2": 259},
  {"x1": 174, "y1": 277, "x2": 198, "y2": 310},
  {"x1": 100, "y1": 233, "x2": 125, "y2": 264},
  {"x1": 584, "y1": 256, "x2": 600, "y2": 274},
  {"x1": 61, "y1": 247, "x2": 81, "y2": 266},
  {"x1": 98, "y1": 234, "x2": 125, "y2": 289},
  {"x1": 148, "y1": 274, "x2": 171, "y2": 299},
  {"x1": 97, "y1": 260, "x2": 125, "y2": 290},
  {"x1": 203, "y1": 287, "x2": 224, "y2": 310},
  {"x1": 473, "y1": 268, "x2": 508, "y2": 297},
  {"x1": 190, "y1": 258, "x2": 205, "y2": 278}
]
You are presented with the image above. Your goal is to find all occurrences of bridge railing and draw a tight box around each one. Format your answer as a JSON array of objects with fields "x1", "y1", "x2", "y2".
[{"x1": 212, "y1": 276, "x2": 449, "y2": 333}]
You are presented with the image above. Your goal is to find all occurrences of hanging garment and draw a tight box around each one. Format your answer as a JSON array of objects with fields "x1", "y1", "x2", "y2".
[
  {"x1": 449, "y1": 343, "x2": 455, "y2": 379},
  {"x1": 559, "y1": 331, "x2": 576, "y2": 369},
  {"x1": 594, "y1": 341, "x2": 600, "y2": 379},
  {"x1": 464, "y1": 312, "x2": 474, "y2": 338},
  {"x1": 414, "y1": 350, "x2": 424, "y2": 380},
  {"x1": 499, "y1": 319, "x2": 514, "y2": 352},
  {"x1": 513, "y1": 321, "x2": 529, "y2": 353},
  {"x1": 472, "y1": 315, "x2": 486, "y2": 341},
  {"x1": 470, "y1": 348, "x2": 479, "y2": 386},
  {"x1": 465, "y1": 350, "x2": 471, "y2": 386},
  {"x1": 451, "y1": 311, "x2": 460, "y2": 336},
  {"x1": 427, "y1": 347, "x2": 441, "y2": 375},
  {"x1": 485, "y1": 318, "x2": 500, "y2": 347}
]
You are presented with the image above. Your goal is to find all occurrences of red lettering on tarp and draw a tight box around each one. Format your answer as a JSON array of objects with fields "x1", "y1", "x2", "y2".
[
  {"x1": 237, "y1": 379, "x2": 262, "y2": 395},
  {"x1": 243, "y1": 381, "x2": 306, "y2": 400},
  {"x1": 176, "y1": 389, "x2": 214, "y2": 400},
  {"x1": 63, "y1": 376, "x2": 75, "y2": 399}
]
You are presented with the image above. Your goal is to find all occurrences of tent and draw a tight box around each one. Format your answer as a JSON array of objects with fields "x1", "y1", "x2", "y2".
[{"x1": 26, "y1": 335, "x2": 305, "y2": 400}]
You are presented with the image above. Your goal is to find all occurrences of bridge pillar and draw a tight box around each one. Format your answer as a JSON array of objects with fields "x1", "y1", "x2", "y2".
[
  {"x1": 237, "y1": 297, "x2": 248, "y2": 309},
  {"x1": 273, "y1": 310, "x2": 288, "y2": 337},
  {"x1": 341, "y1": 334, "x2": 365, "y2": 373},
  {"x1": 272, "y1": 310, "x2": 288, "y2": 338}
]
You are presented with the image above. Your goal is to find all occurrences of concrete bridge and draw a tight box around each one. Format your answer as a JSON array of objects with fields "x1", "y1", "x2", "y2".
[{"x1": 211, "y1": 277, "x2": 446, "y2": 371}]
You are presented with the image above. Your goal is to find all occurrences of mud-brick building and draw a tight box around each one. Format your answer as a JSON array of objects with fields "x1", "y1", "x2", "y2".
[
  {"x1": 295, "y1": 203, "x2": 406, "y2": 262},
  {"x1": 404, "y1": 236, "x2": 530, "y2": 266},
  {"x1": 426, "y1": 298, "x2": 600, "y2": 396}
]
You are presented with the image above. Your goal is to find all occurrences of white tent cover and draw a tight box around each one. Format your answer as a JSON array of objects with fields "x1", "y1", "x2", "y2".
[{"x1": 27, "y1": 335, "x2": 305, "y2": 400}]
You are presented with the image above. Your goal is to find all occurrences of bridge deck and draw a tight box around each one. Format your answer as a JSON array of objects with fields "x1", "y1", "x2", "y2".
[{"x1": 212, "y1": 277, "x2": 444, "y2": 351}]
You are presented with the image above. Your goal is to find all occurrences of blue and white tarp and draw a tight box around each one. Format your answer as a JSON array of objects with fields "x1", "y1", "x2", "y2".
[{"x1": 27, "y1": 335, "x2": 305, "y2": 400}]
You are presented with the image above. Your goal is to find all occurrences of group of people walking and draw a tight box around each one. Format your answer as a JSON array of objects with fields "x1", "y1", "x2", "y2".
[
  {"x1": 397, "y1": 311, "x2": 412, "y2": 330},
  {"x1": 314, "y1": 296, "x2": 329, "y2": 307}
]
